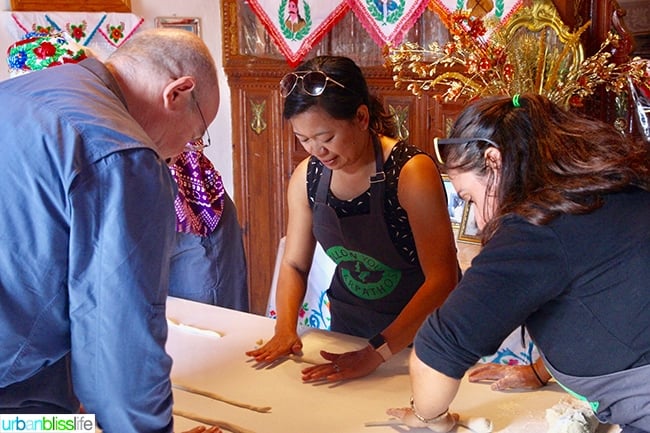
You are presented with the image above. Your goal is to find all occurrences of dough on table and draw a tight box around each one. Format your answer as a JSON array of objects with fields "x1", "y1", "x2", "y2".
[{"x1": 545, "y1": 397, "x2": 599, "y2": 433}]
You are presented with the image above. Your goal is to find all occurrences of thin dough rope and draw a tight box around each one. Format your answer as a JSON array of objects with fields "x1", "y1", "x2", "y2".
[
  {"x1": 173, "y1": 383, "x2": 272, "y2": 413},
  {"x1": 173, "y1": 409, "x2": 256, "y2": 433},
  {"x1": 365, "y1": 416, "x2": 493, "y2": 433}
]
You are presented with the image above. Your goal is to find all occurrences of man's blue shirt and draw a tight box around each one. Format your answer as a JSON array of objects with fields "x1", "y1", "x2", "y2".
[{"x1": 0, "y1": 59, "x2": 176, "y2": 433}]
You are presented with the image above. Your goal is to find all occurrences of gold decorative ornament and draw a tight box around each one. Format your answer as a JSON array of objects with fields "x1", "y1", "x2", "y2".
[
  {"x1": 388, "y1": 104, "x2": 410, "y2": 141},
  {"x1": 384, "y1": 0, "x2": 649, "y2": 110},
  {"x1": 250, "y1": 99, "x2": 267, "y2": 135}
]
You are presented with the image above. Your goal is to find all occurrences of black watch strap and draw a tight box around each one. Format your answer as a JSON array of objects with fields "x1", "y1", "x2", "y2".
[
  {"x1": 368, "y1": 333, "x2": 392, "y2": 361},
  {"x1": 368, "y1": 333, "x2": 386, "y2": 349}
]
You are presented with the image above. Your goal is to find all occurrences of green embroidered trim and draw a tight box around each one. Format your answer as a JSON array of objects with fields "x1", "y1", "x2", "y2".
[
  {"x1": 494, "y1": 0, "x2": 505, "y2": 18},
  {"x1": 366, "y1": 0, "x2": 406, "y2": 25}
]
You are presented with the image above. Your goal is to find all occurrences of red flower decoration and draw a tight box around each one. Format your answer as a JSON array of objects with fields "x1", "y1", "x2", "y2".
[
  {"x1": 107, "y1": 23, "x2": 125, "y2": 43},
  {"x1": 34, "y1": 42, "x2": 57, "y2": 59},
  {"x1": 34, "y1": 25, "x2": 53, "y2": 34},
  {"x1": 69, "y1": 25, "x2": 86, "y2": 42}
]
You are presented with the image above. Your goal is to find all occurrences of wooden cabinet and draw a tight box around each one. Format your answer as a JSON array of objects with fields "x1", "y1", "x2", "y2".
[{"x1": 222, "y1": 0, "x2": 636, "y2": 315}]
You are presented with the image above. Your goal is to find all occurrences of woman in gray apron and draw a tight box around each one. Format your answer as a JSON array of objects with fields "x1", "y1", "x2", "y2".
[
  {"x1": 387, "y1": 94, "x2": 650, "y2": 432},
  {"x1": 246, "y1": 56, "x2": 460, "y2": 382}
]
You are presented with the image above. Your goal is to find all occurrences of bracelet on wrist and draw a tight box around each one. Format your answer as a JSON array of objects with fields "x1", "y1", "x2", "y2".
[
  {"x1": 530, "y1": 362, "x2": 547, "y2": 386},
  {"x1": 409, "y1": 396, "x2": 449, "y2": 424}
]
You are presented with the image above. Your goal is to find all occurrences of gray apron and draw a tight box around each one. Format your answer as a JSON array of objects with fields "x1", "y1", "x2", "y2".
[
  {"x1": 540, "y1": 351, "x2": 650, "y2": 432},
  {"x1": 312, "y1": 137, "x2": 425, "y2": 338}
]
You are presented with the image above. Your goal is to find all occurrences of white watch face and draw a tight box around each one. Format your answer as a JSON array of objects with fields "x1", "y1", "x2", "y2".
[{"x1": 375, "y1": 343, "x2": 392, "y2": 361}]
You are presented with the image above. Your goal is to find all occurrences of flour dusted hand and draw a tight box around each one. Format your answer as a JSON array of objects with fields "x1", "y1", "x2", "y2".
[{"x1": 468, "y1": 363, "x2": 545, "y2": 391}]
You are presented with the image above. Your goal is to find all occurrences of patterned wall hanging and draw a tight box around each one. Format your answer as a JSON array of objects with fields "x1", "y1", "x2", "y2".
[
  {"x1": 246, "y1": 0, "x2": 349, "y2": 67},
  {"x1": 427, "y1": 0, "x2": 523, "y2": 34},
  {"x1": 9, "y1": 12, "x2": 144, "y2": 58},
  {"x1": 347, "y1": 0, "x2": 430, "y2": 47}
]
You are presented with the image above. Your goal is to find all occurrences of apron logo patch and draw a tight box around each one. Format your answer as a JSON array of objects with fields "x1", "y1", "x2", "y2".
[{"x1": 327, "y1": 246, "x2": 402, "y2": 300}]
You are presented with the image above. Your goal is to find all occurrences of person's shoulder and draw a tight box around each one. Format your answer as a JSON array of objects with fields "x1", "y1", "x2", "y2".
[
  {"x1": 289, "y1": 156, "x2": 315, "y2": 188},
  {"x1": 294, "y1": 155, "x2": 315, "y2": 175},
  {"x1": 489, "y1": 214, "x2": 564, "y2": 251},
  {"x1": 390, "y1": 140, "x2": 430, "y2": 161}
]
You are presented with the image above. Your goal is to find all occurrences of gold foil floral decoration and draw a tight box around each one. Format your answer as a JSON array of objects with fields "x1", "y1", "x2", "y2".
[
  {"x1": 545, "y1": 33, "x2": 649, "y2": 109},
  {"x1": 384, "y1": 9, "x2": 649, "y2": 110}
]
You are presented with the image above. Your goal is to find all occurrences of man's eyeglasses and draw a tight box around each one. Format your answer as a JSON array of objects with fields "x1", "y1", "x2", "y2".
[
  {"x1": 187, "y1": 94, "x2": 212, "y2": 152},
  {"x1": 433, "y1": 137, "x2": 500, "y2": 165},
  {"x1": 280, "y1": 71, "x2": 347, "y2": 98}
]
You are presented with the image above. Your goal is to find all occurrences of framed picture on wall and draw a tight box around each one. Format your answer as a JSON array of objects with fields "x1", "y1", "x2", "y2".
[
  {"x1": 155, "y1": 17, "x2": 201, "y2": 37},
  {"x1": 458, "y1": 203, "x2": 481, "y2": 245},
  {"x1": 11, "y1": 0, "x2": 130, "y2": 12},
  {"x1": 442, "y1": 175, "x2": 464, "y2": 228}
]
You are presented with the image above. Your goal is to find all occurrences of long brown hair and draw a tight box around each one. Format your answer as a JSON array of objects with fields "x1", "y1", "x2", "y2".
[{"x1": 439, "y1": 94, "x2": 649, "y2": 242}]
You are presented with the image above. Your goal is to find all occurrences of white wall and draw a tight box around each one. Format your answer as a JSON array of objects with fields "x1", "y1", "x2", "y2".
[{"x1": 1, "y1": 0, "x2": 234, "y2": 194}]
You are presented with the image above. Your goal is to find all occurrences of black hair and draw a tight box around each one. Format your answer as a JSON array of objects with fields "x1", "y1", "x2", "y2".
[{"x1": 282, "y1": 56, "x2": 397, "y2": 137}]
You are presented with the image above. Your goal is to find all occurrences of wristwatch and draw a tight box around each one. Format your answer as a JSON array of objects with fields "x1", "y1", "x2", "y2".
[{"x1": 368, "y1": 333, "x2": 392, "y2": 362}]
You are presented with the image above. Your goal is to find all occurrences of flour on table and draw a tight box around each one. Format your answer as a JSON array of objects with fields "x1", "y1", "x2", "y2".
[{"x1": 545, "y1": 397, "x2": 599, "y2": 433}]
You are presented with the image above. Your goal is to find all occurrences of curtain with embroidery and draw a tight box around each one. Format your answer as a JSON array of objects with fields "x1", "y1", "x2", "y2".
[
  {"x1": 347, "y1": 0, "x2": 430, "y2": 47},
  {"x1": 6, "y1": 11, "x2": 144, "y2": 60},
  {"x1": 427, "y1": 0, "x2": 524, "y2": 34},
  {"x1": 246, "y1": 0, "x2": 349, "y2": 67}
]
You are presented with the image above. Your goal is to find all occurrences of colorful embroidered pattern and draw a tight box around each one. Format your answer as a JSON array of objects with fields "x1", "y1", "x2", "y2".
[
  {"x1": 6, "y1": 32, "x2": 87, "y2": 74},
  {"x1": 66, "y1": 21, "x2": 88, "y2": 42},
  {"x1": 366, "y1": 0, "x2": 405, "y2": 25},
  {"x1": 299, "y1": 290, "x2": 331, "y2": 329},
  {"x1": 169, "y1": 150, "x2": 225, "y2": 237},
  {"x1": 268, "y1": 290, "x2": 332, "y2": 330},
  {"x1": 348, "y1": 0, "x2": 429, "y2": 47},
  {"x1": 10, "y1": 12, "x2": 145, "y2": 58},
  {"x1": 247, "y1": 0, "x2": 349, "y2": 67},
  {"x1": 106, "y1": 22, "x2": 125, "y2": 44},
  {"x1": 479, "y1": 327, "x2": 539, "y2": 365}
]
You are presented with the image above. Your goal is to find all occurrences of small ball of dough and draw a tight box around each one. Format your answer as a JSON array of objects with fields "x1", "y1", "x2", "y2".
[{"x1": 464, "y1": 417, "x2": 493, "y2": 433}]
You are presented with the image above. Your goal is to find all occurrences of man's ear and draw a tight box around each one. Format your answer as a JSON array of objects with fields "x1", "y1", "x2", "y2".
[{"x1": 162, "y1": 76, "x2": 196, "y2": 110}]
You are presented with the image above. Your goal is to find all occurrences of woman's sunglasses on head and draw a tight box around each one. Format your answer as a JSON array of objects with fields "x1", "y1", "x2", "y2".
[
  {"x1": 433, "y1": 137, "x2": 500, "y2": 165},
  {"x1": 280, "y1": 71, "x2": 347, "y2": 98}
]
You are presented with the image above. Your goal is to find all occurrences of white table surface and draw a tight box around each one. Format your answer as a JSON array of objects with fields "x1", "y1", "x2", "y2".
[{"x1": 165, "y1": 297, "x2": 619, "y2": 433}]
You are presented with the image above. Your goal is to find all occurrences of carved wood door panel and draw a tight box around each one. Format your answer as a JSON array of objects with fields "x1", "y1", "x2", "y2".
[{"x1": 230, "y1": 79, "x2": 294, "y2": 314}]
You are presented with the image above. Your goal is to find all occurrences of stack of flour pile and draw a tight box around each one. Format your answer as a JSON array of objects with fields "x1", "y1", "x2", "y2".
[{"x1": 546, "y1": 397, "x2": 600, "y2": 433}]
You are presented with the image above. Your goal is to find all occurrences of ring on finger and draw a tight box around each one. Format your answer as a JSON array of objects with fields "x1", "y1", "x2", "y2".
[{"x1": 333, "y1": 363, "x2": 340, "y2": 373}]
